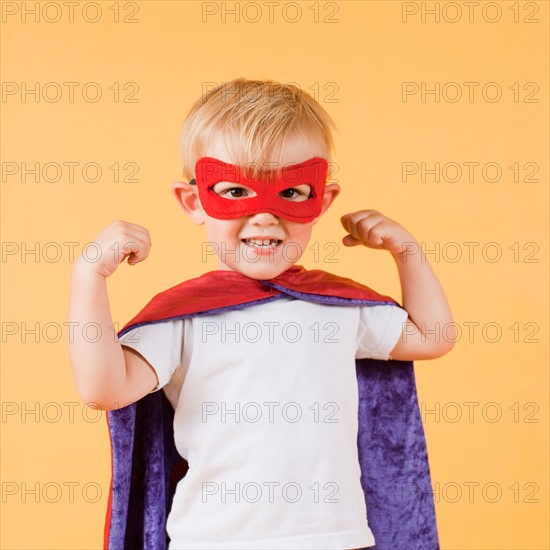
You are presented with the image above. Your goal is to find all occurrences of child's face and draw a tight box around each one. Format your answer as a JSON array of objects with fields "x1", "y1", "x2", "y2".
[{"x1": 173, "y1": 133, "x2": 340, "y2": 280}]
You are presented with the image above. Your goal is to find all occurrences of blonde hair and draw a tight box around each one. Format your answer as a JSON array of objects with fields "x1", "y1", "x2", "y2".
[{"x1": 178, "y1": 78, "x2": 338, "y2": 181}]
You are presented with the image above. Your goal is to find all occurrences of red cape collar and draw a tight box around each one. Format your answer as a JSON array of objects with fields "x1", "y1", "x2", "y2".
[{"x1": 118, "y1": 264, "x2": 400, "y2": 337}]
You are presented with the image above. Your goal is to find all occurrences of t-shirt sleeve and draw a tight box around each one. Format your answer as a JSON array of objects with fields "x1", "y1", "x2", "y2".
[
  {"x1": 355, "y1": 304, "x2": 409, "y2": 360},
  {"x1": 118, "y1": 319, "x2": 184, "y2": 393}
]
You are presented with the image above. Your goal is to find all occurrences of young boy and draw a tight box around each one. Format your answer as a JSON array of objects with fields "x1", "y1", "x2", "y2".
[{"x1": 68, "y1": 78, "x2": 454, "y2": 550}]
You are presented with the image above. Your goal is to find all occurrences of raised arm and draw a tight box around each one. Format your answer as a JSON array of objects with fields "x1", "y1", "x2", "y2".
[
  {"x1": 67, "y1": 221, "x2": 159, "y2": 410},
  {"x1": 341, "y1": 210, "x2": 456, "y2": 361}
]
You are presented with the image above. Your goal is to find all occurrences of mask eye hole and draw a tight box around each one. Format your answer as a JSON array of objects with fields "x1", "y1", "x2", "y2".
[
  {"x1": 211, "y1": 182, "x2": 257, "y2": 199},
  {"x1": 279, "y1": 184, "x2": 312, "y2": 201}
]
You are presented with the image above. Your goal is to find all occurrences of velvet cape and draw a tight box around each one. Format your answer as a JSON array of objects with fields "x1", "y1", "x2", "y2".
[{"x1": 103, "y1": 264, "x2": 439, "y2": 550}]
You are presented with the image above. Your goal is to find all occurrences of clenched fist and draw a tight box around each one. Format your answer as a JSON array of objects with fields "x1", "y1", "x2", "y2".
[
  {"x1": 340, "y1": 210, "x2": 416, "y2": 257},
  {"x1": 76, "y1": 220, "x2": 152, "y2": 278}
]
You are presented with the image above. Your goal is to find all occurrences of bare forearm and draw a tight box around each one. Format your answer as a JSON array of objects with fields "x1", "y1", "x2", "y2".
[
  {"x1": 392, "y1": 240, "x2": 455, "y2": 345},
  {"x1": 67, "y1": 258, "x2": 126, "y2": 407}
]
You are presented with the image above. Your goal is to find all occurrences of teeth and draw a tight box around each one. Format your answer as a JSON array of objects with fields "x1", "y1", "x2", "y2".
[{"x1": 244, "y1": 239, "x2": 280, "y2": 247}]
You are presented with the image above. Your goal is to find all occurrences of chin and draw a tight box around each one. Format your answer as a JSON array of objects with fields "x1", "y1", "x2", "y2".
[{"x1": 233, "y1": 262, "x2": 289, "y2": 281}]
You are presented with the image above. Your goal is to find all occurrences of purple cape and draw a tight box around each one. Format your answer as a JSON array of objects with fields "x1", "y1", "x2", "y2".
[{"x1": 103, "y1": 266, "x2": 439, "y2": 549}]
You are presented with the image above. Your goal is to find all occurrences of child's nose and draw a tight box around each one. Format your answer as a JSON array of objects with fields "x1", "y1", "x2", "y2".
[{"x1": 247, "y1": 212, "x2": 280, "y2": 224}]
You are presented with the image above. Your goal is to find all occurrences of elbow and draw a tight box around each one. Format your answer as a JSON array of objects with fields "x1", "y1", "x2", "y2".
[
  {"x1": 428, "y1": 339, "x2": 455, "y2": 359},
  {"x1": 73, "y1": 382, "x2": 123, "y2": 412},
  {"x1": 77, "y1": 395, "x2": 126, "y2": 412},
  {"x1": 74, "y1": 386, "x2": 109, "y2": 411}
]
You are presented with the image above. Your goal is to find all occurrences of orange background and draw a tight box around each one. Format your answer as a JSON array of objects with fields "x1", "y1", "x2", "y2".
[{"x1": 1, "y1": 1, "x2": 548, "y2": 548}]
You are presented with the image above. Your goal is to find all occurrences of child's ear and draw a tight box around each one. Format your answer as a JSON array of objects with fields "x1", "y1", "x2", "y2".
[
  {"x1": 314, "y1": 183, "x2": 341, "y2": 223},
  {"x1": 171, "y1": 181, "x2": 206, "y2": 225}
]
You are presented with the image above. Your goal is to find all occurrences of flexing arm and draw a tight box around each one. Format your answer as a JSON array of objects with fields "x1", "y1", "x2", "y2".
[
  {"x1": 388, "y1": 242, "x2": 455, "y2": 359},
  {"x1": 67, "y1": 221, "x2": 159, "y2": 410},
  {"x1": 341, "y1": 210, "x2": 456, "y2": 360}
]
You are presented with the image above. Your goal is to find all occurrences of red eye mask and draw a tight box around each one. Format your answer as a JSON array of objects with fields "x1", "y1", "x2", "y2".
[{"x1": 189, "y1": 156, "x2": 328, "y2": 223}]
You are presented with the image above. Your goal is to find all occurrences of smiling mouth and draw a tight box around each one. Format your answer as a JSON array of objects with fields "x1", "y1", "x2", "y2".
[{"x1": 241, "y1": 238, "x2": 283, "y2": 248}]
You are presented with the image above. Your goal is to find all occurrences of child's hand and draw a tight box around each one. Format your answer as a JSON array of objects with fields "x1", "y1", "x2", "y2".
[
  {"x1": 340, "y1": 210, "x2": 416, "y2": 257},
  {"x1": 76, "y1": 220, "x2": 152, "y2": 278}
]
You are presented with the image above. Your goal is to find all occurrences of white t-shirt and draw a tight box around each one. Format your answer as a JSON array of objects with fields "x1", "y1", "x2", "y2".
[{"x1": 120, "y1": 295, "x2": 408, "y2": 550}]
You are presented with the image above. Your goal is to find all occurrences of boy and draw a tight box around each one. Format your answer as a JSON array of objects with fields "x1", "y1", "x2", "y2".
[{"x1": 68, "y1": 78, "x2": 454, "y2": 549}]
